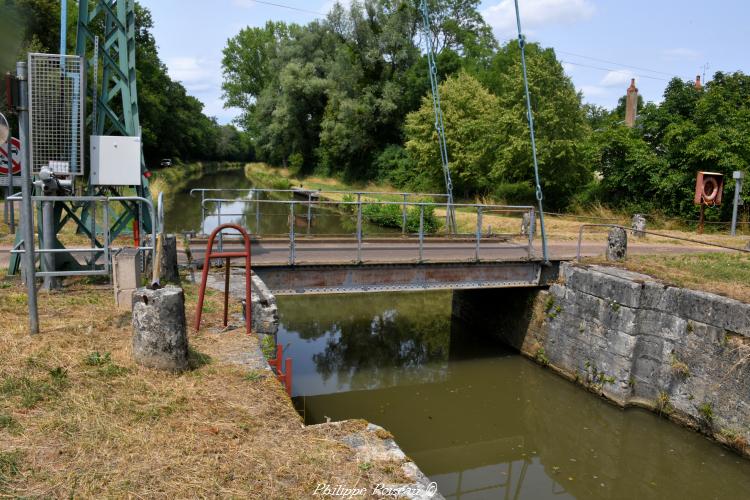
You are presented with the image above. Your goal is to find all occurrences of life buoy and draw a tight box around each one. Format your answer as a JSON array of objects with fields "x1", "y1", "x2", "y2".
[{"x1": 702, "y1": 177, "x2": 719, "y2": 204}]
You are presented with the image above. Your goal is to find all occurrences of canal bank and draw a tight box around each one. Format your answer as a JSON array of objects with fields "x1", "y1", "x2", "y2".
[{"x1": 454, "y1": 262, "x2": 750, "y2": 458}]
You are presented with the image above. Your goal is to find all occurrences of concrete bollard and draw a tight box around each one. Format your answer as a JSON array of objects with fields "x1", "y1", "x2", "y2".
[
  {"x1": 131, "y1": 286, "x2": 189, "y2": 371},
  {"x1": 113, "y1": 248, "x2": 142, "y2": 310},
  {"x1": 631, "y1": 214, "x2": 646, "y2": 238},
  {"x1": 606, "y1": 227, "x2": 628, "y2": 261},
  {"x1": 145, "y1": 234, "x2": 180, "y2": 284}
]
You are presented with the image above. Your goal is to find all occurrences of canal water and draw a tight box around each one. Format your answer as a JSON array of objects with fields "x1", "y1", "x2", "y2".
[
  {"x1": 279, "y1": 291, "x2": 750, "y2": 500},
  {"x1": 163, "y1": 171, "x2": 397, "y2": 237}
]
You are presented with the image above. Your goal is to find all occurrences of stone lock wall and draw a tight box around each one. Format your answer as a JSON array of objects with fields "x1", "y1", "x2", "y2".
[{"x1": 522, "y1": 263, "x2": 750, "y2": 456}]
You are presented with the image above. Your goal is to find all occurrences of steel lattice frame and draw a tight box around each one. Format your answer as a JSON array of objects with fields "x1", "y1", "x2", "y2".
[{"x1": 76, "y1": 0, "x2": 151, "y2": 236}]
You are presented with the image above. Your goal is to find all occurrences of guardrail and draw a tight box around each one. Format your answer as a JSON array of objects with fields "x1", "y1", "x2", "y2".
[
  {"x1": 576, "y1": 223, "x2": 750, "y2": 261},
  {"x1": 190, "y1": 187, "x2": 452, "y2": 236},
  {"x1": 9, "y1": 194, "x2": 157, "y2": 277},
  {"x1": 200, "y1": 197, "x2": 536, "y2": 265}
]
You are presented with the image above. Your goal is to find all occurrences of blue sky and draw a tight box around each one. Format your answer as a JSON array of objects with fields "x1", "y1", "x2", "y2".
[{"x1": 141, "y1": 0, "x2": 749, "y2": 124}]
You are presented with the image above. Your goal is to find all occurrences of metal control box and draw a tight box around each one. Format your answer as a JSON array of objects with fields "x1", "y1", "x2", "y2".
[{"x1": 90, "y1": 135, "x2": 141, "y2": 186}]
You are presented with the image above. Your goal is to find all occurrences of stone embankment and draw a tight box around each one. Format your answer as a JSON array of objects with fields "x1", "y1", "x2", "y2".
[{"x1": 521, "y1": 263, "x2": 750, "y2": 456}]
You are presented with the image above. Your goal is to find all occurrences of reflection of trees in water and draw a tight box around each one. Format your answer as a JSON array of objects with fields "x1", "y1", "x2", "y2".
[{"x1": 279, "y1": 292, "x2": 452, "y2": 391}]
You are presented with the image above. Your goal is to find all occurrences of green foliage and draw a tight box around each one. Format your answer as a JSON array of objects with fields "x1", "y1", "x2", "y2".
[
  {"x1": 698, "y1": 401, "x2": 714, "y2": 424},
  {"x1": 534, "y1": 348, "x2": 549, "y2": 366},
  {"x1": 222, "y1": 0, "x2": 496, "y2": 181},
  {"x1": 84, "y1": 352, "x2": 129, "y2": 377},
  {"x1": 0, "y1": 450, "x2": 21, "y2": 483},
  {"x1": 361, "y1": 203, "x2": 439, "y2": 233},
  {"x1": 589, "y1": 72, "x2": 750, "y2": 219}
]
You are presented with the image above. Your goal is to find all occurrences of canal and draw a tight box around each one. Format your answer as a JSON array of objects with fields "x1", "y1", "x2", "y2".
[
  {"x1": 279, "y1": 291, "x2": 750, "y2": 500},
  {"x1": 167, "y1": 171, "x2": 750, "y2": 499},
  {"x1": 164, "y1": 170, "x2": 399, "y2": 237}
]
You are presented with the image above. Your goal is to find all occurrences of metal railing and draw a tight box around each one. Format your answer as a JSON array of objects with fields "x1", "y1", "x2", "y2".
[
  {"x1": 190, "y1": 187, "x2": 452, "y2": 236},
  {"x1": 200, "y1": 197, "x2": 536, "y2": 265},
  {"x1": 9, "y1": 194, "x2": 157, "y2": 277},
  {"x1": 576, "y1": 224, "x2": 750, "y2": 261}
]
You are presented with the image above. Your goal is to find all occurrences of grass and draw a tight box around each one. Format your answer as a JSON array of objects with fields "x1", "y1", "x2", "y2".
[
  {"x1": 0, "y1": 275, "x2": 407, "y2": 497},
  {"x1": 586, "y1": 252, "x2": 750, "y2": 303}
]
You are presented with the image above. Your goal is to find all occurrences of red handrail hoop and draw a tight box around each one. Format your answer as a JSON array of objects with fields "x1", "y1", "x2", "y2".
[{"x1": 195, "y1": 223, "x2": 252, "y2": 335}]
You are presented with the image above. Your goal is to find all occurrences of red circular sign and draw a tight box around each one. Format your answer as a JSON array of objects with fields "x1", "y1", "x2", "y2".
[{"x1": 0, "y1": 137, "x2": 21, "y2": 175}]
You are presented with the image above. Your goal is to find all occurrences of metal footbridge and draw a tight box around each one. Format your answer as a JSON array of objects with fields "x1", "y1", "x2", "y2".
[{"x1": 185, "y1": 188, "x2": 560, "y2": 295}]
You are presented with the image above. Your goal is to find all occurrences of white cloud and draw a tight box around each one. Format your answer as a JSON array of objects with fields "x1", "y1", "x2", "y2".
[
  {"x1": 661, "y1": 47, "x2": 702, "y2": 61},
  {"x1": 580, "y1": 85, "x2": 607, "y2": 98},
  {"x1": 482, "y1": 0, "x2": 595, "y2": 38},
  {"x1": 600, "y1": 70, "x2": 635, "y2": 88}
]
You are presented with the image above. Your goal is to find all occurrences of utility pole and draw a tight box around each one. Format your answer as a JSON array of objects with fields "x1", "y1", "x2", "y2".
[{"x1": 731, "y1": 171, "x2": 744, "y2": 236}]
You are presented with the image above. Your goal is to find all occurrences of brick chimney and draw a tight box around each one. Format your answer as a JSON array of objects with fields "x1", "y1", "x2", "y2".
[
  {"x1": 695, "y1": 75, "x2": 702, "y2": 89},
  {"x1": 625, "y1": 78, "x2": 638, "y2": 127}
]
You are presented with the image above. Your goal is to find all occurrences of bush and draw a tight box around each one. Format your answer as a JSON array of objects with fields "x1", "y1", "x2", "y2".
[
  {"x1": 361, "y1": 202, "x2": 440, "y2": 233},
  {"x1": 493, "y1": 182, "x2": 536, "y2": 205}
]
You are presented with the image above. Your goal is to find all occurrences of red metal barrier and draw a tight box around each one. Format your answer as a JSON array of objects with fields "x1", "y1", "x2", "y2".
[
  {"x1": 195, "y1": 224, "x2": 252, "y2": 335},
  {"x1": 269, "y1": 343, "x2": 292, "y2": 395}
]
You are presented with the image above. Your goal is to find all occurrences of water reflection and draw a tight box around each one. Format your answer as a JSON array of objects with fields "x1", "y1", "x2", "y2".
[
  {"x1": 278, "y1": 292, "x2": 750, "y2": 500},
  {"x1": 163, "y1": 170, "x2": 399, "y2": 236}
]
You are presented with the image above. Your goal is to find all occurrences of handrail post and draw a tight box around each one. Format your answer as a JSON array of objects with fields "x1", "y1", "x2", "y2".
[
  {"x1": 356, "y1": 196, "x2": 363, "y2": 264},
  {"x1": 217, "y1": 200, "x2": 223, "y2": 254},
  {"x1": 289, "y1": 202, "x2": 295, "y2": 266},
  {"x1": 527, "y1": 207, "x2": 535, "y2": 259},
  {"x1": 475, "y1": 206, "x2": 482, "y2": 262},
  {"x1": 307, "y1": 193, "x2": 312, "y2": 235},
  {"x1": 200, "y1": 190, "x2": 205, "y2": 234},
  {"x1": 255, "y1": 189, "x2": 261, "y2": 235},
  {"x1": 103, "y1": 200, "x2": 111, "y2": 276},
  {"x1": 402, "y1": 194, "x2": 408, "y2": 235},
  {"x1": 418, "y1": 204, "x2": 424, "y2": 263}
]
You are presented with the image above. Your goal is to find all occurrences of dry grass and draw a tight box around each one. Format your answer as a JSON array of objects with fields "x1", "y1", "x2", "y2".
[
  {"x1": 0, "y1": 276, "x2": 405, "y2": 498},
  {"x1": 584, "y1": 252, "x2": 750, "y2": 303}
]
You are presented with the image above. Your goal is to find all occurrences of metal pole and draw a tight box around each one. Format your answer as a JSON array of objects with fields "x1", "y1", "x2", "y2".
[
  {"x1": 731, "y1": 171, "x2": 743, "y2": 236},
  {"x1": 475, "y1": 206, "x2": 482, "y2": 262},
  {"x1": 60, "y1": 0, "x2": 67, "y2": 55},
  {"x1": 103, "y1": 200, "x2": 111, "y2": 276},
  {"x1": 307, "y1": 193, "x2": 312, "y2": 235},
  {"x1": 200, "y1": 190, "x2": 205, "y2": 234},
  {"x1": 289, "y1": 202, "x2": 295, "y2": 266},
  {"x1": 527, "y1": 207, "x2": 535, "y2": 259},
  {"x1": 402, "y1": 194, "x2": 407, "y2": 235},
  {"x1": 41, "y1": 199, "x2": 59, "y2": 290},
  {"x1": 255, "y1": 189, "x2": 260, "y2": 234},
  {"x1": 217, "y1": 200, "x2": 223, "y2": 253},
  {"x1": 418, "y1": 205, "x2": 424, "y2": 263},
  {"x1": 514, "y1": 0, "x2": 549, "y2": 263},
  {"x1": 356, "y1": 197, "x2": 363, "y2": 264},
  {"x1": 16, "y1": 61, "x2": 38, "y2": 334}
]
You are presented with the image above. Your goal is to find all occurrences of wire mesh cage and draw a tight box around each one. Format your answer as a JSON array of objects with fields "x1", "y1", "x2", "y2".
[{"x1": 27, "y1": 53, "x2": 85, "y2": 177}]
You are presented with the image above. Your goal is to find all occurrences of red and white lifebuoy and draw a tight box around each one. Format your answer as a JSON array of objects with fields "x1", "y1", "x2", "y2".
[
  {"x1": 0, "y1": 137, "x2": 21, "y2": 176},
  {"x1": 702, "y1": 176, "x2": 719, "y2": 204}
]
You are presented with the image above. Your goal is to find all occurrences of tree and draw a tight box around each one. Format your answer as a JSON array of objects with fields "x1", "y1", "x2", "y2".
[
  {"x1": 474, "y1": 42, "x2": 592, "y2": 208},
  {"x1": 405, "y1": 71, "x2": 505, "y2": 195}
]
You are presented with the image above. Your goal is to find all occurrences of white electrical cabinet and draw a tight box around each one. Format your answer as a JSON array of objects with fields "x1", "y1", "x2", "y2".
[{"x1": 90, "y1": 135, "x2": 141, "y2": 186}]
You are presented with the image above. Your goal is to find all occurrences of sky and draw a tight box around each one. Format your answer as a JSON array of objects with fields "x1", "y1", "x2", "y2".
[{"x1": 141, "y1": 0, "x2": 749, "y2": 125}]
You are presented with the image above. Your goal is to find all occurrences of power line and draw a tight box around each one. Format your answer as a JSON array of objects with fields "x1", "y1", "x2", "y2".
[
  {"x1": 245, "y1": 0, "x2": 326, "y2": 17},
  {"x1": 560, "y1": 60, "x2": 671, "y2": 82},
  {"x1": 557, "y1": 49, "x2": 675, "y2": 77}
]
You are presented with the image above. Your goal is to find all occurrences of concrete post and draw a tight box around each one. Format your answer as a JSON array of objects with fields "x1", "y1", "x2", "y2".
[
  {"x1": 131, "y1": 286, "x2": 188, "y2": 371},
  {"x1": 631, "y1": 214, "x2": 646, "y2": 238},
  {"x1": 606, "y1": 227, "x2": 628, "y2": 261},
  {"x1": 113, "y1": 248, "x2": 142, "y2": 310},
  {"x1": 731, "y1": 171, "x2": 744, "y2": 236}
]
